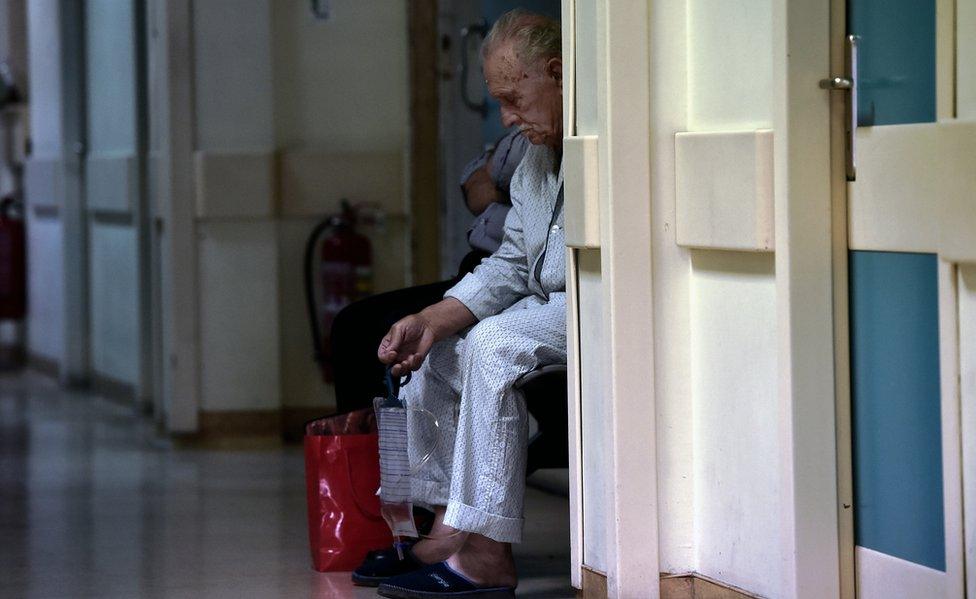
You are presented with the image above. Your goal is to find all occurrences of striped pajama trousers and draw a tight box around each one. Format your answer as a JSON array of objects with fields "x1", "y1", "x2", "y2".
[{"x1": 404, "y1": 294, "x2": 566, "y2": 543}]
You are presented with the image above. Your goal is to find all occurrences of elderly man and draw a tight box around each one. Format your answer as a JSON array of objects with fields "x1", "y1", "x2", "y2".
[{"x1": 360, "y1": 10, "x2": 564, "y2": 599}]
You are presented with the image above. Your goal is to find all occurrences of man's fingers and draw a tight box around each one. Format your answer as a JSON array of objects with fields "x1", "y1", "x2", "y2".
[
  {"x1": 377, "y1": 327, "x2": 404, "y2": 363},
  {"x1": 393, "y1": 359, "x2": 411, "y2": 376},
  {"x1": 386, "y1": 326, "x2": 404, "y2": 352}
]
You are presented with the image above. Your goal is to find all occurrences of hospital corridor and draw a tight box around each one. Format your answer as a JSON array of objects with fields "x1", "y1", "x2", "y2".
[{"x1": 1, "y1": 0, "x2": 975, "y2": 598}]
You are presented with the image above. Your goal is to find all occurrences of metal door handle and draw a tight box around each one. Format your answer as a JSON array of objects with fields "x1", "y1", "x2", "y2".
[
  {"x1": 819, "y1": 77, "x2": 852, "y2": 90},
  {"x1": 820, "y1": 34, "x2": 858, "y2": 181},
  {"x1": 460, "y1": 21, "x2": 488, "y2": 118}
]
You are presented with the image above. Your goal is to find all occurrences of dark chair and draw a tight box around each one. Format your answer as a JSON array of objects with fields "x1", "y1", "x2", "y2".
[{"x1": 515, "y1": 364, "x2": 569, "y2": 474}]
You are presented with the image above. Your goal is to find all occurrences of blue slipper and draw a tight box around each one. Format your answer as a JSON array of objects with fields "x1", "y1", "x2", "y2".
[
  {"x1": 377, "y1": 562, "x2": 516, "y2": 598},
  {"x1": 351, "y1": 542, "x2": 424, "y2": 587}
]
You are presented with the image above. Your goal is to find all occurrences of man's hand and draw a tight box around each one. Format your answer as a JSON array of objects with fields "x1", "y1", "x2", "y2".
[
  {"x1": 377, "y1": 298, "x2": 478, "y2": 376},
  {"x1": 378, "y1": 314, "x2": 437, "y2": 376}
]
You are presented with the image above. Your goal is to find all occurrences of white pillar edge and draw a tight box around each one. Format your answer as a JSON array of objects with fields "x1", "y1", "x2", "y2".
[
  {"x1": 599, "y1": 0, "x2": 660, "y2": 596},
  {"x1": 155, "y1": 0, "x2": 199, "y2": 433},
  {"x1": 771, "y1": 0, "x2": 840, "y2": 596}
]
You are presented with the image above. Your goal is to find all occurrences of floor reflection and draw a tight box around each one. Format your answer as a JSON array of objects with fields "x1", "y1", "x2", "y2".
[{"x1": 0, "y1": 370, "x2": 573, "y2": 598}]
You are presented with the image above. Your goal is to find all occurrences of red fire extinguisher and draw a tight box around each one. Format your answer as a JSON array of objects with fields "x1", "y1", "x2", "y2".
[
  {"x1": 304, "y1": 200, "x2": 373, "y2": 383},
  {"x1": 0, "y1": 196, "x2": 26, "y2": 321}
]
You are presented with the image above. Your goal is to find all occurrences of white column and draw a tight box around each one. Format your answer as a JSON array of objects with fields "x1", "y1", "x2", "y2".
[
  {"x1": 147, "y1": 0, "x2": 199, "y2": 432},
  {"x1": 771, "y1": 0, "x2": 839, "y2": 595}
]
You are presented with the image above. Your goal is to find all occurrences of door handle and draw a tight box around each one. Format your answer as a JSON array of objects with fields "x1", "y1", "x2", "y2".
[
  {"x1": 820, "y1": 34, "x2": 858, "y2": 181},
  {"x1": 460, "y1": 21, "x2": 488, "y2": 118}
]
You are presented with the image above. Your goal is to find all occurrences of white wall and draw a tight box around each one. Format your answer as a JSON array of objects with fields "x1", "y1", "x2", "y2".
[
  {"x1": 272, "y1": 0, "x2": 410, "y2": 411},
  {"x1": 273, "y1": 0, "x2": 408, "y2": 152},
  {"x1": 192, "y1": 0, "x2": 280, "y2": 414},
  {"x1": 649, "y1": 0, "x2": 695, "y2": 574},
  {"x1": 26, "y1": 0, "x2": 61, "y2": 159},
  {"x1": 195, "y1": 0, "x2": 274, "y2": 152},
  {"x1": 690, "y1": 251, "x2": 780, "y2": 597},
  {"x1": 198, "y1": 222, "x2": 280, "y2": 411},
  {"x1": 686, "y1": 0, "x2": 773, "y2": 131},
  {"x1": 25, "y1": 217, "x2": 63, "y2": 360},
  {"x1": 577, "y1": 249, "x2": 608, "y2": 572},
  {"x1": 643, "y1": 0, "x2": 783, "y2": 588},
  {"x1": 571, "y1": 0, "x2": 791, "y2": 593}
]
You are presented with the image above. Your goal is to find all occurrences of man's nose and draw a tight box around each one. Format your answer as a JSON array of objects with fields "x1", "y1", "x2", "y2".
[{"x1": 500, "y1": 108, "x2": 519, "y2": 128}]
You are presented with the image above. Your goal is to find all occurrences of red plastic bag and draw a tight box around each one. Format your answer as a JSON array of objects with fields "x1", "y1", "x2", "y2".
[{"x1": 304, "y1": 408, "x2": 392, "y2": 572}]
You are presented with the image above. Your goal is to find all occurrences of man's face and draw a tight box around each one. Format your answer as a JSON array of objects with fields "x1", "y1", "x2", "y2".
[{"x1": 484, "y1": 43, "x2": 563, "y2": 148}]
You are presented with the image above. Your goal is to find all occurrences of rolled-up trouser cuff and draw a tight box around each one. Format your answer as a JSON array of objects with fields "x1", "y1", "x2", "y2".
[
  {"x1": 412, "y1": 478, "x2": 450, "y2": 510},
  {"x1": 443, "y1": 501, "x2": 523, "y2": 543}
]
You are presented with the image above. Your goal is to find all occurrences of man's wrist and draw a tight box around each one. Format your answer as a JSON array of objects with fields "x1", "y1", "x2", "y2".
[{"x1": 420, "y1": 298, "x2": 476, "y2": 341}]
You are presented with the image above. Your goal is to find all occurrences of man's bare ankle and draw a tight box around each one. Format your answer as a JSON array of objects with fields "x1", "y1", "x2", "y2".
[
  {"x1": 411, "y1": 531, "x2": 467, "y2": 564},
  {"x1": 447, "y1": 536, "x2": 517, "y2": 587}
]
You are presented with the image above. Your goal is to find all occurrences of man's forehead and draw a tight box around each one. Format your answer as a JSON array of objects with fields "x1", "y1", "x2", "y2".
[{"x1": 484, "y1": 43, "x2": 522, "y2": 89}]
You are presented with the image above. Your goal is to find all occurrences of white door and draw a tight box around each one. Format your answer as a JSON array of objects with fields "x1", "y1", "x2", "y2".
[
  {"x1": 83, "y1": 0, "x2": 153, "y2": 407},
  {"x1": 835, "y1": 0, "x2": 974, "y2": 595}
]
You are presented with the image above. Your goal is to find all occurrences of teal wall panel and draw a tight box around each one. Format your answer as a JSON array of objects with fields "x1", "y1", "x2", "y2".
[
  {"x1": 848, "y1": 0, "x2": 936, "y2": 125},
  {"x1": 850, "y1": 251, "x2": 944, "y2": 571}
]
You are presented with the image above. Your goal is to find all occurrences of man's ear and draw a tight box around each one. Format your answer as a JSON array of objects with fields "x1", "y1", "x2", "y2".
[{"x1": 546, "y1": 57, "x2": 562, "y2": 86}]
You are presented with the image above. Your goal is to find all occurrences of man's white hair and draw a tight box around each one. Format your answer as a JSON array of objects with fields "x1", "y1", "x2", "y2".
[{"x1": 481, "y1": 9, "x2": 561, "y2": 69}]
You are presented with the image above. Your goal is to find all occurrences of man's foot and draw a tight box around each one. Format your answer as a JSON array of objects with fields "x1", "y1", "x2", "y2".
[
  {"x1": 352, "y1": 507, "x2": 467, "y2": 587},
  {"x1": 352, "y1": 530, "x2": 468, "y2": 587},
  {"x1": 446, "y1": 534, "x2": 517, "y2": 589},
  {"x1": 351, "y1": 542, "x2": 423, "y2": 587},
  {"x1": 377, "y1": 562, "x2": 516, "y2": 599}
]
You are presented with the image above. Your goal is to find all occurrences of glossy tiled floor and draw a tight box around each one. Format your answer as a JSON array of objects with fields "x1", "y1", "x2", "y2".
[{"x1": 0, "y1": 370, "x2": 574, "y2": 599}]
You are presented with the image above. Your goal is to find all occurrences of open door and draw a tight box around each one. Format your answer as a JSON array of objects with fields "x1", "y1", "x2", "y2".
[
  {"x1": 831, "y1": 0, "x2": 973, "y2": 595},
  {"x1": 83, "y1": 0, "x2": 154, "y2": 408}
]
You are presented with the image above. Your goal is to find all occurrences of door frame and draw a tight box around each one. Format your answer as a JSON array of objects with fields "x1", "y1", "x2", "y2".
[
  {"x1": 408, "y1": 0, "x2": 442, "y2": 285},
  {"x1": 59, "y1": 0, "x2": 91, "y2": 387},
  {"x1": 133, "y1": 0, "x2": 154, "y2": 411},
  {"x1": 828, "y1": 0, "x2": 855, "y2": 595}
]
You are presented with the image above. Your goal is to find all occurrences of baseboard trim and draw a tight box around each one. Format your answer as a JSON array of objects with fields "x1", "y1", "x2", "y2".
[
  {"x1": 169, "y1": 406, "x2": 336, "y2": 447},
  {"x1": 578, "y1": 566, "x2": 608, "y2": 599},
  {"x1": 660, "y1": 573, "x2": 762, "y2": 599},
  {"x1": 575, "y1": 570, "x2": 761, "y2": 599},
  {"x1": 281, "y1": 406, "x2": 333, "y2": 444},
  {"x1": 198, "y1": 409, "x2": 282, "y2": 436},
  {"x1": 91, "y1": 373, "x2": 136, "y2": 405},
  {"x1": 26, "y1": 353, "x2": 59, "y2": 378},
  {"x1": 0, "y1": 344, "x2": 25, "y2": 371},
  {"x1": 171, "y1": 409, "x2": 284, "y2": 449}
]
